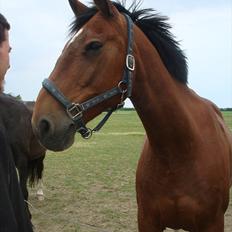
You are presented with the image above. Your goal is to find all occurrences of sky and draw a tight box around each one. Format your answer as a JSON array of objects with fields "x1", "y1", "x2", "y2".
[{"x1": 0, "y1": 0, "x2": 231, "y2": 108}]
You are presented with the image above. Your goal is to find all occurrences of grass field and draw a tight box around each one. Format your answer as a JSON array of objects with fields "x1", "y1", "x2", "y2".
[{"x1": 29, "y1": 111, "x2": 232, "y2": 232}]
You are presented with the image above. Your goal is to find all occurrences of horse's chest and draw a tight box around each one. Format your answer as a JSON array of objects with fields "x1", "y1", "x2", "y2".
[
  {"x1": 136, "y1": 153, "x2": 223, "y2": 230},
  {"x1": 157, "y1": 195, "x2": 202, "y2": 228}
]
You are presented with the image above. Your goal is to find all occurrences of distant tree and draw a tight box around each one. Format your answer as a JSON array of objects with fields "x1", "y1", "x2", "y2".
[
  {"x1": 15, "y1": 95, "x2": 22, "y2": 101},
  {"x1": 220, "y1": 108, "x2": 232, "y2": 111},
  {"x1": 4, "y1": 93, "x2": 22, "y2": 101}
]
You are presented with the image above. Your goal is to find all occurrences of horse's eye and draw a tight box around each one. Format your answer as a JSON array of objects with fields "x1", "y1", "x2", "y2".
[{"x1": 85, "y1": 41, "x2": 103, "y2": 52}]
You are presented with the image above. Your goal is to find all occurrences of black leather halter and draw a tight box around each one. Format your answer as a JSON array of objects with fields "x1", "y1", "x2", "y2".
[{"x1": 42, "y1": 14, "x2": 135, "y2": 139}]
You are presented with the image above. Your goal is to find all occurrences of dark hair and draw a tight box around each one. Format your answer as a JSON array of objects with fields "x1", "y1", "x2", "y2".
[{"x1": 0, "y1": 13, "x2": 10, "y2": 43}]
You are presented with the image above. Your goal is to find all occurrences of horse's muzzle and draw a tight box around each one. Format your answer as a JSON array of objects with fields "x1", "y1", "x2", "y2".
[{"x1": 33, "y1": 116, "x2": 76, "y2": 151}]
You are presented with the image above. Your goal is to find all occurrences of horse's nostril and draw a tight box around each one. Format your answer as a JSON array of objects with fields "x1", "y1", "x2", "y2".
[
  {"x1": 68, "y1": 122, "x2": 76, "y2": 131},
  {"x1": 39, "y1": 118, "x2": 51, "y2": 137}
]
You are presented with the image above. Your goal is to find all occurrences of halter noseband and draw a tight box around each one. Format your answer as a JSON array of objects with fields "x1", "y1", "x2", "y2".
[{"x1": 42, "y1": 14, "x2": 135, "y2": 139}]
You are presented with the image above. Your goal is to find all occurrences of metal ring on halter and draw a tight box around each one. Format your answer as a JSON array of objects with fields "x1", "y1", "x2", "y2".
[
  {"x1": 81, "y1": 128, "x2": 93, "y2": 139},
  {"x1": 118, "y1": 81, "x2": 128, "y2": 94},
  {"x1": 117, "y1": 81, "x2": 127, "y2": 108}
]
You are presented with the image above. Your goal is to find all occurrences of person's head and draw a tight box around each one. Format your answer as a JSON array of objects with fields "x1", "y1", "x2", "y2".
[{"x1": 0, "y1": 13, "x2": 11, "y2": 92}]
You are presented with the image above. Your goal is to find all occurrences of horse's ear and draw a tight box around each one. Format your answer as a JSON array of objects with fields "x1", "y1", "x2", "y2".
[
  {"x1": 68, "y1": 0, "x2": 89, "y2": 16},
  {"x1": 94, "y1": 0, "x2": 115, "y2": 17}
]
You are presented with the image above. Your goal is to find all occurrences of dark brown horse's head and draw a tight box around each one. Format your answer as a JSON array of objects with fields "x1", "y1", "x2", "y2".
[{"x1": 32, "y1": 0, "x2": 133, "y2": 151}]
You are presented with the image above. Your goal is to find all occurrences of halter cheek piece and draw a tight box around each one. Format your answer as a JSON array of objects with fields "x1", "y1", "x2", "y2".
[{"x1": 42, "y1": 14, "x2": 135, "y2": 139}]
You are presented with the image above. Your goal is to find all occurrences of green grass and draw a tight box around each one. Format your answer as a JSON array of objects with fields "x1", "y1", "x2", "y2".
[
  {"x1": 222, "y1": 111, "x2": 232, "y2": 130},
  {"x1": 29, "y1": 111, "x2": 232, "y2": 232}
]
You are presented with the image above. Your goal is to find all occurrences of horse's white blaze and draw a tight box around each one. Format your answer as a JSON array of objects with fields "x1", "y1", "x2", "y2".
[{"x1": 67, "y1": 28, "x2": 84, "y2": 47}]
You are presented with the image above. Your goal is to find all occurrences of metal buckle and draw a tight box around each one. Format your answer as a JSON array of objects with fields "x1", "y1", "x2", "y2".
[
  {"x1": 126, "y1": 54, "x2": 135, "y2": 71},
  {"x1": 77, "y1": 127, "x2": 92, "y2": 139},
  {"x1": 82, "y1": 128, "x2": 93, "y2": 139},
  {"x1": 66, "y1": 103, "x2": 83, "y2": 120}
]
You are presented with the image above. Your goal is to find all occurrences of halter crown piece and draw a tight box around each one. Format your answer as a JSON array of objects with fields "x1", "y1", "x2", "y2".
[{"x1": 42, "y1": 14, "x2": 135, "y2": 139}]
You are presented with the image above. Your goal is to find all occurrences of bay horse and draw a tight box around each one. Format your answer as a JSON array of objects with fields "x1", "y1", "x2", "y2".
[
  {"x1": 0, "y1": 94, "x2": 46, "y2": 218},
  {"x1": 32, "y1": 0, "x2": 232, "y2": 231}
]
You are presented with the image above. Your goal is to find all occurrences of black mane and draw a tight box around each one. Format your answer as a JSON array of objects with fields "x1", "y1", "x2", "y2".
[{"x1": 70, "y1": 1, "x2": 188, "y2": 84}]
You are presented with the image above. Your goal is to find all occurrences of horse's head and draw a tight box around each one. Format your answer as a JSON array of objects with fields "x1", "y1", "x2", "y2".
[{"x1": 32, "y1": 0, "x2": 135, "y2": 151}]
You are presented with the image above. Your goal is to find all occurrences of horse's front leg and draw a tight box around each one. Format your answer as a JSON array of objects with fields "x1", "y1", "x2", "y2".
[
  {"x1": 200, "y1": 214, "x2": 224, "y2": 232},
  {"x1": 137, "y1": 207, "x2": 163, "y2": 232}
]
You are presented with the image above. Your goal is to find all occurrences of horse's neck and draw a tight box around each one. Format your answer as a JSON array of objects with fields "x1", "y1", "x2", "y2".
[{"x1": 131, "y1": 36, "x2": 197, "y2": 155}]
